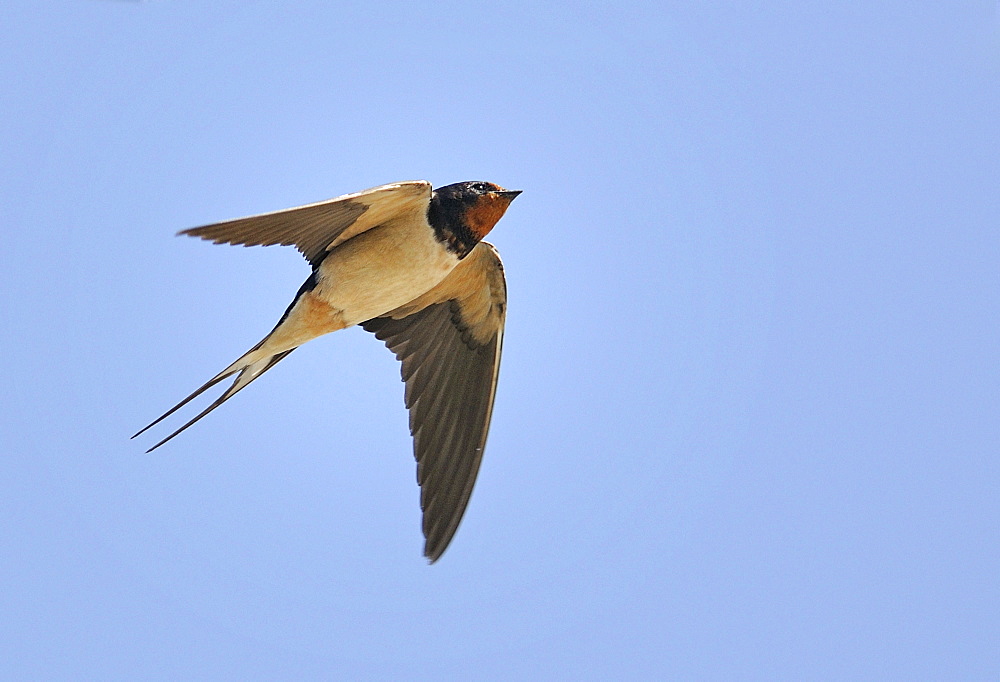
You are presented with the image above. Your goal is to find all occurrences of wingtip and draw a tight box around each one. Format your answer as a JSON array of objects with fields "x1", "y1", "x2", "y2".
[
  {"x1": 423, "y1": 539, "x2": 448, "y2": 564},
  {"x1": 176, "y1": 225, "x2": 210, "y2": 239}
]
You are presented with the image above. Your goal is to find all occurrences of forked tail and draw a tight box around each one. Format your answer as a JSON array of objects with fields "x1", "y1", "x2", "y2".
[
  {"x1": 134, "y1": 271, "x2": 343, "y2": 451},
  {"x1": 131, "y1": 348, "x2": 294, "y2": 452}
]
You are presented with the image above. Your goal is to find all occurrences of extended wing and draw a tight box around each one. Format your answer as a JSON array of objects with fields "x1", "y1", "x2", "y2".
[
  {"x1": 180, "y1": 181, "x2": 432, "y2": 267},
  {"x1": 363, "y1": 242, "x2": 507, "y2": 562}
]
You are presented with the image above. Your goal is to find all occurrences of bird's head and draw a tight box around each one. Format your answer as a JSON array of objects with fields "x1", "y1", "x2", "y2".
[{"x1": 431, "y1": 181, "x2": 521, "y2": 244}]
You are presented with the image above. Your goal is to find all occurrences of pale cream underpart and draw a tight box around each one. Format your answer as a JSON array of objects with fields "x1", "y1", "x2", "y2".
[{"x1": 239, "y1": 217, "x2": 459, "y2": 366}]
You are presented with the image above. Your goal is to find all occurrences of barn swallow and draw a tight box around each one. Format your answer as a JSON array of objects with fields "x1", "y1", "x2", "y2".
[{"x1": 133, "y1": 180, "x2": 519, "y2": 561}]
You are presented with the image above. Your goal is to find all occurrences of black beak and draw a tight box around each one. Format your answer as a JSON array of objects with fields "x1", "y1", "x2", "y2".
[{"x1": 498, "y1": 190, "x2": 522, "y2": 200}]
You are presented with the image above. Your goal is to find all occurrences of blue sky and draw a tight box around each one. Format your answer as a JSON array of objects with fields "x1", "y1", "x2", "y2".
[{"x1": 2, "y1": 1, "x2": 998, "y2": 678}]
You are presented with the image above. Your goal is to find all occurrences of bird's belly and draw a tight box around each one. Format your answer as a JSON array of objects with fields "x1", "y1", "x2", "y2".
[{"x1": 313, "y1": 220, "x2": 459, "y2": 325}]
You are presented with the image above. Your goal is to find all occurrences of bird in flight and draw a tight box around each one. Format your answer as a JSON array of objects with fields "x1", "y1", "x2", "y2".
[{"x1": 133, "y1": 180, "x2": 520, "y2": 561}]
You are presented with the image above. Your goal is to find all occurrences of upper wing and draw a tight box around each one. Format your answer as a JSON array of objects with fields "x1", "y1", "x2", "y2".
[
  {"x1": 362, "y1": 242, "x2": 507, "y2": 562},
  {"x1": 180, "y1": 181, "x2": 432, "y2": 267}
]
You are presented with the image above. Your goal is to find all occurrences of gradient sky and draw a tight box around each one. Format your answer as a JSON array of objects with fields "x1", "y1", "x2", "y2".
[{"x1": 2, "y1": 1, "x2": 998, "y2": 679}]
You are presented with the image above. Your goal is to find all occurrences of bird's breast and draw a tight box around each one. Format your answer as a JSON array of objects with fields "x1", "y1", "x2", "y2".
[{"x1": 312, "y1": 217, "x2": 460, "y2": 325}]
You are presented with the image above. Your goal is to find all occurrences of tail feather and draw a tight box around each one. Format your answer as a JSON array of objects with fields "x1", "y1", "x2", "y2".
[
  {"x1": 134, "y1": 275, "x2": 333, "y2": 451},
  {"x1": 134, "y1": 349, "x2": 295, "y2": 452}
]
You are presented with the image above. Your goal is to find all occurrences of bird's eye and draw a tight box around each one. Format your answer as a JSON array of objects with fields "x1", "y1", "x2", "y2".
[{"x1": 472, "y1": 183, "x2": 489, "y2": 193}]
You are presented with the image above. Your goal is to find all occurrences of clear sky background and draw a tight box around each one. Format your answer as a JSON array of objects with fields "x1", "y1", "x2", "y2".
[{"x1": 2, "y1": 1, "x2": 998, "y2": 679}]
